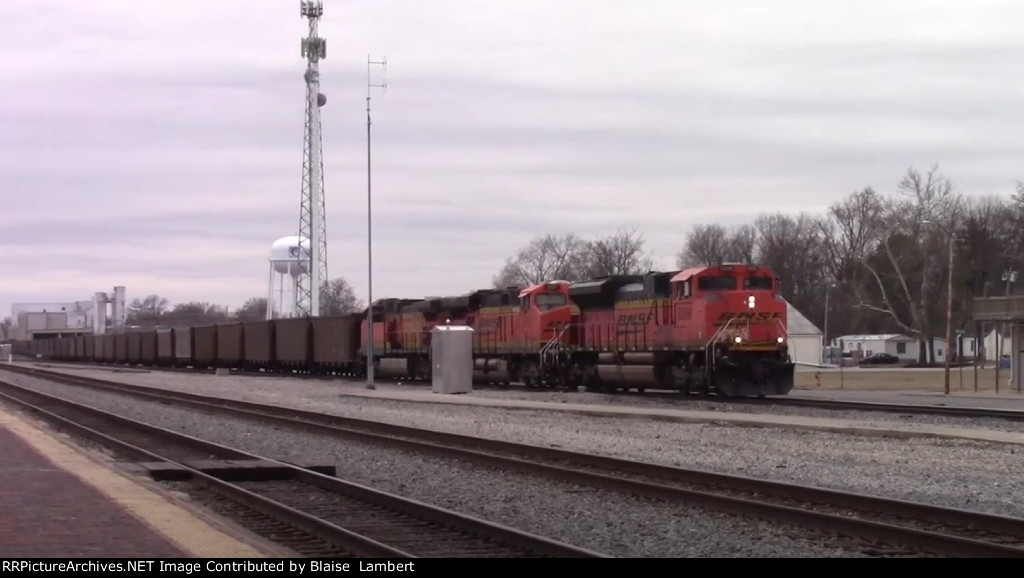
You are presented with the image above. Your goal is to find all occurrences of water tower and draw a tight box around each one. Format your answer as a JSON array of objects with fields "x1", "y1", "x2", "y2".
[{"x1": 267, "y1": 236, "x2": 310, "y2": 320}]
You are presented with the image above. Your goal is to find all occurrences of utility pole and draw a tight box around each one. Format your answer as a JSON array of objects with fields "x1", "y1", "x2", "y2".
[
  {"x1": 365, "y1": 55, "x2": 387, "y2": 389},
  {"x1": 823, "y1": 283, "x2": 835, "y2": 364},
  {"x1": 924, "y1": 219, "x2": 955, "y2": 396}
]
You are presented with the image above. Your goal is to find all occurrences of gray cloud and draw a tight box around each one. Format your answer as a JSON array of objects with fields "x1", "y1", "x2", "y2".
[{"x1": 3, "y1": 1, "x2": 1024, "y2": 314}]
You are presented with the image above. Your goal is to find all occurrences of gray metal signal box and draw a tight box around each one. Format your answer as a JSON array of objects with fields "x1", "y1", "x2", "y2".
[{"x1": 430, "y1": 325, "x2": 474, "y2": 394}]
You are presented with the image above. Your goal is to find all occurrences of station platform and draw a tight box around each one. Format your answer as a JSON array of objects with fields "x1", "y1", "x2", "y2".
[
  {"x1": 0, "y1": 404, "x2": 286, "y2": 558},
  {"x1": 334, "y1": 386, "x2": 1024, "y2": 447}
]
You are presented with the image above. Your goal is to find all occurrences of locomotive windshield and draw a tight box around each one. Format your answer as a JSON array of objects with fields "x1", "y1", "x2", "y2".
[
  {"x1": 535, "y1": 294, "x2": 567, "y2": 310},
  {"x1": 697, "y1": 276, "x2": 736, "y2": 291},
  {"x1": 744, "y1": 276, "x2": 773, "y2": 290}
]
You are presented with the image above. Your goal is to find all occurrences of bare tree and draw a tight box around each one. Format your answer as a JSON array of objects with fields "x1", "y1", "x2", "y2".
[
  {"x1": 727, "y1": 224, "x2": 758, "y2": 264},
  {"x1": 492, "y1": 233, "x2": 591, "y2": 287},
  {"x1": 159, "y1": 302, "x2": 230, "y2": 326},
  {"x1": 234, "y1": 297, "x2": 268, "y2": 321},
  {"x1": 677, "y1": 223, "x2": 759, "y2": 268},
  {"x1": 753, "y1": 212, "x2": 827, "y2": 317},
  {"x1": 321, "y1": 278, "x2": 364, "y2": 316},
  {"x1": 583, "y1": 228, "x2": 654, "y2": 277},
  {"x1": 856, "y1": 165, "x2": 963, "y2": 362},
  {"x1": 127, "y1": 295, "x2": 169, "y2": 321},
  {"x1": 676, "y1": 224, "x2": 730, "y2": 267}
]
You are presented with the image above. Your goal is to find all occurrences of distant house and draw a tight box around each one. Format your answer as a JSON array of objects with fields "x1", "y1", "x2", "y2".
[
  {"x1": 980, "y1": 327, "x2": 1013, "y2": 363},
  {"x1": 784, "y1": 300, "x2": 823, "y2": 367},
  {"x1": 832, "y1": 334, "x2": 949, "y2": 364}
]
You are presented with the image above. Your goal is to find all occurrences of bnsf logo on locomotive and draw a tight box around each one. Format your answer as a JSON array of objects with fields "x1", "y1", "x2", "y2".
[
  {"x1": 617, "y1": 312, "x2": 654, "y2": 325},
  {"x1": 717, "y1": 311, "x2": 781, "y2": 322}
]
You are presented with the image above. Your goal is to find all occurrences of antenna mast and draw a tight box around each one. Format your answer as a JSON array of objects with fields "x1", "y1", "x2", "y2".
[
  {"x1": 365, "y1": 54, "x2": 387, "y2": 387},
  {"x1": 296, "y1": 0, "x2": 328, "y2": 317}
]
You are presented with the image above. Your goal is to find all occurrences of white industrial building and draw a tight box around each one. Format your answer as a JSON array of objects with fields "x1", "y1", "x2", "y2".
[
  {"x1": 784, "y1": 300, "x2": 824, "y2": 368},
  {"x1": 831, "y1": 334, "x2": 949, "y2": 364},
  {"x1": 9, "y1": 286, "x2": 127, "y2": 341}
]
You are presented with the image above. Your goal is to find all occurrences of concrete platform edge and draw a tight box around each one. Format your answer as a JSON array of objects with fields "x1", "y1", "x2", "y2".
[{"x1": 0, "y1": 405, "x2": 294, "y2": 558}]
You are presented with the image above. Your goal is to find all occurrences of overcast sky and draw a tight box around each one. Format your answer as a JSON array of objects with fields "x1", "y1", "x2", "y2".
[{"x1": 3, "y1": 0, "x2": 1024, "y2": 318}]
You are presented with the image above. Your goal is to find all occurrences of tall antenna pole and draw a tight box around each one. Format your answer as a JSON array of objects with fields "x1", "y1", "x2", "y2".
[
  {"x1": 365, "y1": 54, "x2": 387, "y2": 388},
  {"x1": 296, "y1": 0, "x2": 328, "y2": 318}
]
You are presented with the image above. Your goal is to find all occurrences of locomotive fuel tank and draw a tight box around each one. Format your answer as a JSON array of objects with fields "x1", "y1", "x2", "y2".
[
  {"x1": 473, "y1": 358, "x2": 511, "y2": 382},
  {"x1": 377, "y1": 357, "x2": 411, "y2": 378},
  {"x1": 596, "y1": 364, "x2": 660, "y2": 386}
]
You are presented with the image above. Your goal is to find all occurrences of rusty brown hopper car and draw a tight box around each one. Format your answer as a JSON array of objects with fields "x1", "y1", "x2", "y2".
[
  {"x1": 173, "y1": 327, "x2": 192, "y2": 367},
  {"x1": 127, "y1": 331, "x2": 142, "y2": 365},
  {"x1": 216, "y1": 323, "x2": 244, "y2": 369},
  {"x1": 192, "y1": 325, "x2": 217, "y2": 369},
  {"x1": 114, "y1": 333, "x2": 127, "y2": 364},
  {"x1": 311, "y1": 315, "x2": 362, "y2": 375},
  {"x1": 273, "y1": 317, "x2": 311, "y2": 372},
  {"x1": 102, "y1": 334, "x2": 115, "y2": 362},
  {"x1": 140, "y1": 330, "x2": 157, "y2": 365},
  {"x1": 84, "y1": 335, "x2": 95, "y2": 361},
  {"x1": 242, "y1": 321, "x2": 274, "y2": 370},
  {"x1": 156, "y1": 328, "x2": 174, "y2": 365}
]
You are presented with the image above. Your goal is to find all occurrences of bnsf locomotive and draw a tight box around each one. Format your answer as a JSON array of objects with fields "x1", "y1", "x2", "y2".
[
  {"x1": 15, "y1": 263, "x2": 795, "y2": 398},
  {"x1": 363, "y1": 263, "x2": 794, "y2": 397}
]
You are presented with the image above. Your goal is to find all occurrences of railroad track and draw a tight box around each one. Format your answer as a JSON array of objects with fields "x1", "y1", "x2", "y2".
[
  {"x1": 28, "y1": 359, "x2": 1024, "y2": 422},
  {"x1": 4, "y1": 364, "x2": 1024, "y2": 557},
  {"x1": 0, "y1": 376, "x2": 607, "y2": 559}
]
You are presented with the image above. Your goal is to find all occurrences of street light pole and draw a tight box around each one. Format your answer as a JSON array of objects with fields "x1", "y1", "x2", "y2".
[
  {"x1": 943, "y1": 232, "x2": 954, "y2": 396},
  {"x1": 365, "y1": 56, "x2": 387, "y2": 390}
]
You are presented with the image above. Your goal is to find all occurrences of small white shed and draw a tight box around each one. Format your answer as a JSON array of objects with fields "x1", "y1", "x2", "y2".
[{"x1": 785, "y1": 300, "x2": 823, "y2": 367}]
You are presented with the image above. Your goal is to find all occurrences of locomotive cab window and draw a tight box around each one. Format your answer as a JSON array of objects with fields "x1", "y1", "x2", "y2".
[
  {"x1": 676, "y1": 281, "x2": 692, "y2": 299},
  {"x1": 697, "y1": 276, "x2": 736, "y2": 291},
  {"x1": 744, "y1": 276, "x2": 773, "y2": 290},
  {"x1": 535, "y1": 294, "x2": 566, "y2": 310}
]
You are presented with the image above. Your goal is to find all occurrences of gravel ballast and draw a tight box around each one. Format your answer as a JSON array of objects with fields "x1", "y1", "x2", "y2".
[
  {"x1": 1, "y1": 372, "x2": 873, "y2": 558},
  {"x1": 32, "y1": 364, "x2": 1024, "y2": 434}
]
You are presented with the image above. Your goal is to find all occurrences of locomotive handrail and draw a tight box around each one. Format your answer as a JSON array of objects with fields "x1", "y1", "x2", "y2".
[{"x1": 705, "y1": 316, "x2": 738, "y2": 350}]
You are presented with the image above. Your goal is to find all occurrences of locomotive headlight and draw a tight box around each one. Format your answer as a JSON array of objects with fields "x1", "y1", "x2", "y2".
[
  {"x1": 777, "y1": 336, "x2": 784, "y2": 343},
  {"x1": 734, "y1": 336, "x2": 742, "y2": 343},
  {"x1": 747, "y1": 296, "x2": 756, "y2": 309}
]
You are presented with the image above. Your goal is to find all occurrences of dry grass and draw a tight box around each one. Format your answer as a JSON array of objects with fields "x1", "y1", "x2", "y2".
[{"x1": 794, "y1": 366, "x2": 1024, "y2": 395}]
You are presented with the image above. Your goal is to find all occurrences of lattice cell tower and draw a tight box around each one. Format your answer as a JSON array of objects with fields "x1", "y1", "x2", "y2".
[{"x1": 295, "y1": 0, "x2": 329, "y2": 317}]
